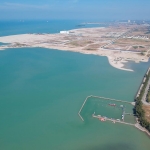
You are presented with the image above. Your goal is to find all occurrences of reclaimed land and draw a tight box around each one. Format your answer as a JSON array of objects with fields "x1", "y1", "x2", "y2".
[{"x1": 0, "y1": 24, "x2": 150, "y2": 71}]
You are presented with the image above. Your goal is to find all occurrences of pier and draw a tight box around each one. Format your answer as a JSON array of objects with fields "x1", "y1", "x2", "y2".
[
  {"x1": 124, "y1": 113, "x2": 134, "y2": 115},
  {"x1": 93, "y1": 113, "x2": 150, "y2": 137},
  {"x1": 78, "y1": 95, "x2": 92, "y2": 121},
  {"x1": 92, "y1": 114, "x2": 135, "y2": 126},
  {"x1": 93, "y1": 114, "x2": 150, "y2": 137},
  {"x1": 90, "y1": 95, "x2": 134, "y2": 105}
]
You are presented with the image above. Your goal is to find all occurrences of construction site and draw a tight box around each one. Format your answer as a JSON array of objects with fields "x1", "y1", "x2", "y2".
[{"x1": 0, "y1": 23, "x2": 150, "y2": 69}]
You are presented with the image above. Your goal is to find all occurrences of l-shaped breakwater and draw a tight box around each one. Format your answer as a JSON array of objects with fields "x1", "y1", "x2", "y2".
[{"x1": 78, "y1": 95, "x2": 135, "y2": 122}]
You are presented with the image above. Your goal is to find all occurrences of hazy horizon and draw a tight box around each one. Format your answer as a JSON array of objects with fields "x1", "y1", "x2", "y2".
[{"x1": 0, "y1": 0, "x2": 150, "y2": 20}]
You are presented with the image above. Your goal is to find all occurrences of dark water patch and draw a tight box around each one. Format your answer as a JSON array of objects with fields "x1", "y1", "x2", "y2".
[{"x1": 85, "y1": 143, "x2": 136, "y2": 150}]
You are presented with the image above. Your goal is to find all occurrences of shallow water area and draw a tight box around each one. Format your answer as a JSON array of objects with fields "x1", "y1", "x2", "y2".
[{"x1": 0, "y1": 42, "x2": 9, "y2": 46}]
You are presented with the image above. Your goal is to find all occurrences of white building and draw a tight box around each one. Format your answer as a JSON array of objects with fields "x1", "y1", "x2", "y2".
[{"x1": 60, "y1": 31, "x2": 70, "y2": 34}]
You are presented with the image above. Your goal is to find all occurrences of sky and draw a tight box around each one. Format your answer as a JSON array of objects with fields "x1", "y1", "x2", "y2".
[{"x1": 0, "y1": 0, "x2": 150, "y2": 20}]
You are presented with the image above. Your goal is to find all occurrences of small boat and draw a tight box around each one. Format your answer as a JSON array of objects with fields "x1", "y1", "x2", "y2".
[
  {"x1": 99, "y1": 117, "x2": 106, "y2": 122},
  {"x1": 109, "y1": 103, "x2": 116, "y2": 106}
]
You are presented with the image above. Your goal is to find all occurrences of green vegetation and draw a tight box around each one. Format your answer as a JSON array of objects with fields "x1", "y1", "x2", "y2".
[
  {"x1": 134, "y1": 70, "x2": 150, "y2": 132},
  {"x1": 145, "y1": 27, "x2": 150, "y2": 34},
  {"x1": 145, "y1": 30, "x2": 150, "y2": 34},
  {"x1": 147, "y1": 89, "x2": 150, "y2": 103},
  {"x1": 139, "y1": 46, "x2": 145, "y2": 48},
  {"x1": 133, "y1": 46, "x2": 145, "y2": 50},
  {"x1": 133, "y1": 46, "x2": 138, "y2": 49},
  {"x1": 140, "y1": 52, "x2": 145, "y2": 56}
]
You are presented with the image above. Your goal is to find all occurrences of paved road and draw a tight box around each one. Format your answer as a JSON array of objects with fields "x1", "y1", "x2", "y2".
[
  {"x1": 101, "y1": 28, "x2": 135, "y2": 49},
  {"x1": 141, "y1": 73, "x2": 150, "y2": 106},
  {"x1": 145, "y1": 47, "x2": 150, "y2": 57}
]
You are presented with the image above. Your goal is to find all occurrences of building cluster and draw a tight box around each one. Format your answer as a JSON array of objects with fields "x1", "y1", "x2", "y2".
[
  {"x1": 123, "y1": 35, "x2": 149, "y2": 40},
  {"x1": 60, "y1": 31, "x2": 83, "y2": 37},
  {"x1": 103, "y1": 32, "x2": 124, "y2": 38}
]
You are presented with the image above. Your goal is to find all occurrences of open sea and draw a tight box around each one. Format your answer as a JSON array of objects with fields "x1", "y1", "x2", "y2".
[{"x1": 0, "y1": 20, "x2": 150, "y2": 150}]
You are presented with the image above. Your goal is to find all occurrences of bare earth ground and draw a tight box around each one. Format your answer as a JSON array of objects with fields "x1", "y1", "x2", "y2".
[
  {"x1": 143, "y1": 105, "x2": 150, "y2": 123},
  {"x1": 106, "y1": 38, "x2": 150, "y2": 51},
  {"x1": 0, "y1": 24, "x2": 149, "y2": 71}
]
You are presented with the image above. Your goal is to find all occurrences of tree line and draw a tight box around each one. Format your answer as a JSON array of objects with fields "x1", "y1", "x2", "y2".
[{"x1": 134, "y1": 69, "x2": 150, "y2": 132}]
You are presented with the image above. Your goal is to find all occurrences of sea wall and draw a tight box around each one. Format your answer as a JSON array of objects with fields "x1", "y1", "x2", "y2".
[{"x1": 135, "y1": 67, "x2": 150, "y2": 98}]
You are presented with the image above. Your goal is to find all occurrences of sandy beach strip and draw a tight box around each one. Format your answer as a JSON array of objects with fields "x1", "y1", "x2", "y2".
[{"x1": 107, "y1": 56, "x2": 134, "y2": 72}]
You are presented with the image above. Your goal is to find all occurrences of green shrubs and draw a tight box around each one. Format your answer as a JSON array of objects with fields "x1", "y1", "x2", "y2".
[{"x1": 135, "y1": 69, "x2": 150, "y2": 132}]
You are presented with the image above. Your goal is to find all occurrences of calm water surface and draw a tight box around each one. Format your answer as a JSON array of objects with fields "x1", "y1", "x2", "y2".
[{"x1": 0, "y1": 48, "x2": 150, "y2": 150}]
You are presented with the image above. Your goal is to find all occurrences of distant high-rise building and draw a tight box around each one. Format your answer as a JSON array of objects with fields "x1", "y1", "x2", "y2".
[{"x1": 128, "y1": 20, "x2": 131, "y2": 23}]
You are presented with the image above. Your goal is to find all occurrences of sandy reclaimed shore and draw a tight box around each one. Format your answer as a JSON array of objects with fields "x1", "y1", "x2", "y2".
[
  {"x1": 0, "y1": 26, "x2": 149, "y2": 71},
  {"x1": 107, "y1": 56, "x2": 133, "y2": 72}
]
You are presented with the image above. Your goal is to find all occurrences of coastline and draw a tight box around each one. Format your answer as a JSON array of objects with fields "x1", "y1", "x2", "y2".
[
  {"x1": 134, "y1": 67, "x2": 150, "y2": 136},
  {"x1": 0, "y1": 44, "x2": 134, "y2": 72},
  {"x1": 135, "y1": 123, "x2": 150, "y2": 137},
  {"x1": 107, "y1": 56, "x2": 134, "y2": 72},
  {"x1": 0, "y1": 30, "x2": 149, "y2": 72}
]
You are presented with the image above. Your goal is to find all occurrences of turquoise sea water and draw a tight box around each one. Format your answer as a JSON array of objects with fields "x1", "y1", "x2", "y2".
[
  {"x1": 0, "y1": 20, "x2": 150, "y2": 150},
  {"x1": 0, "y1": 42, "x2": 8, "y2": 46},
  {"x1": 0, "y1": 20, "x2": 105, "y2": 36}
]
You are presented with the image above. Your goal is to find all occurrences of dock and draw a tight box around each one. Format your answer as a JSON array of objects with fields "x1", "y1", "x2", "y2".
[{"x1": 92, "y1": 114, "x2": 135, "y2": 126}]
